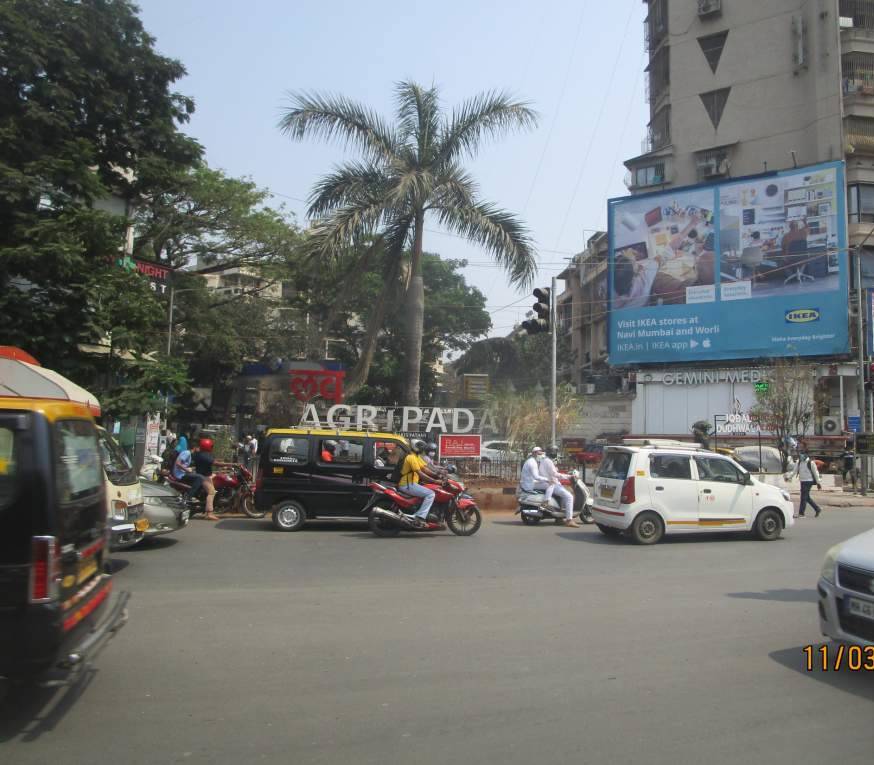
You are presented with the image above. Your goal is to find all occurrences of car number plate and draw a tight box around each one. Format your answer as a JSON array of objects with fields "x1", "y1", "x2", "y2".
[
  {"x1": 847, "y1": 597, "x2": 874, "y2": 622},
  {"x1": 76, "y1": 558, "x2": 98, "y2": 585},
  {"x1": 599, "y1": 485, "x2": 616, "y2": 499}
]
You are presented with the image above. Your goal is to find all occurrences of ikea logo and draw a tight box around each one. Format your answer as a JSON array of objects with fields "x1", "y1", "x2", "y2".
[{"x1": 785, "y1": 308, "x2": 820, "y2": 324}]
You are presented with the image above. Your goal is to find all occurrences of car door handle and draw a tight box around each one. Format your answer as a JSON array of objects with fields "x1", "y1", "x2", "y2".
[
  {"x1": 655, "y1": 486, "x2": 664, "y2": 491},
  {"x1": 702, "y1": 489, "x2": 712, "y2": 494}
]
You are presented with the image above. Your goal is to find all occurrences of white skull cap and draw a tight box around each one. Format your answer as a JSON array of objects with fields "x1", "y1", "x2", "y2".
[{"x1": 531, "y1": 446, "x2": 544, "y2": 454}]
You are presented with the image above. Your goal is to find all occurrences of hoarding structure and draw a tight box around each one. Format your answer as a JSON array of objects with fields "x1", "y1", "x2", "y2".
[{"x1": 608, "y1": 161, "x2": 849, "y2": 365}]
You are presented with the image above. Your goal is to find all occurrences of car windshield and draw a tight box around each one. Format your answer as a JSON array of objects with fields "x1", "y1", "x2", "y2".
[
  {"x1": 97, "y1": 429, "x2": 137, "y2": 484},
  {"x1": 597, "y1": 451, "x2": 632, "y2": 479}
]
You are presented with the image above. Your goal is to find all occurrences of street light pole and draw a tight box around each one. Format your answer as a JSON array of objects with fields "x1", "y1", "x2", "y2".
[
  {"x1": 550, "y1": 275, "x2": 557, "y2": 450},
  {"x1": 167, "y1": 286, "x2": 176, "y2": 356},
  {"x1": 855, "y1": 227, "x2": 874, "y2": 495}
]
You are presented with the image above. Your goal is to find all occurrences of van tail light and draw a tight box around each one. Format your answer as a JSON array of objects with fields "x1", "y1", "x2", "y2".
[
  {"x1": 620, "y1": 477, "x2": 636, "y2": 505},
  {"x1": 30, "y1": 536, "x2": 61, "y2": 604}
]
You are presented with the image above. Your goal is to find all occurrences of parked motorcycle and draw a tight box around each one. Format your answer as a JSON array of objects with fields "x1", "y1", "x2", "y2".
[
  {"x1": 165, "y1": 463, "x2": 264, "y2": 519},
  {"x1": 515, "y1": 469, "x2": 594, "y2": 525},
  {"x1": 365, "y1": 477, "x2": 482, "y2": 537}
]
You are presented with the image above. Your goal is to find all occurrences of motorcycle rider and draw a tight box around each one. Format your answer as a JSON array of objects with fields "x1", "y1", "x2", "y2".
[
  {"x1": 542, "y1": 446, "x2": 579, "y2": 528},
  {"x1": 194, "y1": 438, "x2": 219, "y2": 521},
  {"x1": 424, "y1": 442, "x2": 439, "y2": 467},
  {"x1": 173, "y1": 441, "x2": 204, "y2": 501},
  {"x1": 520, "y1": 446, "x2": 551, "y2": 494},
  {"x1": 398, "y1": 439, "x2": 445, "y2": 528}
]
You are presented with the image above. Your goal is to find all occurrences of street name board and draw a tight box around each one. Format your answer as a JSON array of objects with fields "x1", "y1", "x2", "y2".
[{"x1": 848, "y1": 416, "x2": 861, "y2": 433}]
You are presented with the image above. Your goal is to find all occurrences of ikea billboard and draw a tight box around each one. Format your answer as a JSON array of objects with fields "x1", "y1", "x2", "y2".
[{"x1": 608, "y1": 161, "x2": 849, "y2": 365}]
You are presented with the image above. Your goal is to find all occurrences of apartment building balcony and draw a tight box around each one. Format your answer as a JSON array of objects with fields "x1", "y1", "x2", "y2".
[
  {"x1": 644, "y1": 0, "x2": 668, "y2": 56},
  {"x1": 845, "y1": 115, "x2": 874, "y2": 154}
]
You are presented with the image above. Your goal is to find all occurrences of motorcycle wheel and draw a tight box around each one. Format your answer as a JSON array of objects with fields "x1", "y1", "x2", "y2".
[
  {"x1": 447, "y1": 505, "x2": 482, "y2": 536},
  {"x1": 368, "y1": 500, "x2": 401, "y2": 537},
  {"x1": 520, "y1": 513, "x2": 541, "y2": 526},
  {"x1": 240, "y1": 492, "x2": 265, "y2": 519}
]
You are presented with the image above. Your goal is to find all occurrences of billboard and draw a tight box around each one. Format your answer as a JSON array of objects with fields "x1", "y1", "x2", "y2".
[
  {"x1": 439, "y1": 434, "x2": 481, "y2": 459},
  {"x1": 608, "y1": 161, "x2": 848, "y2": 365}
]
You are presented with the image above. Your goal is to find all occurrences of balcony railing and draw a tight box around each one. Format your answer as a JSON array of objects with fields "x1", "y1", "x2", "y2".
[
  {"x1": 840, "y1": 0, "x2": 874, "y2": 30},
  {"x1": 846, "y1": 116, "x2": 874, "y2": 152}
]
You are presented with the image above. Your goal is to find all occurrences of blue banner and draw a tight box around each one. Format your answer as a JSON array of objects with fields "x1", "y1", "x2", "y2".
[{"x1": 608, "y1": 161, "x2": 849, "y2": 365}]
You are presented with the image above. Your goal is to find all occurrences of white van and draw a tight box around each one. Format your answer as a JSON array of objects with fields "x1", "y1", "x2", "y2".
[
  {"x1": 96, "y1": 426, "x2": 147, "y2": 549},
  {"x1": 591, "y1": 440, "x2": 794, "y2": 544}
]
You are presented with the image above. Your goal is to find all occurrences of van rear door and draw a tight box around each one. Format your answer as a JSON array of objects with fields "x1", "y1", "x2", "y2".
[{"x1": 594, "y1": 449, "x2": 632, "y2": 510}]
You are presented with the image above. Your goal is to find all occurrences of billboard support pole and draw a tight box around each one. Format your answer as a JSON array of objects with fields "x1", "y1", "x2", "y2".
[
  {"x1": 856, "y1": 247, "x2": 868, "y2": 494},
  {"x1": 550, "y1": 275, "x2": 557, "y2": 450}
]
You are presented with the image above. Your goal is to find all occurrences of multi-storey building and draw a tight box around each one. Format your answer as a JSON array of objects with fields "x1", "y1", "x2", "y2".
[{"x1": 562, "y1": 0, "x2": 874, "y2": 443}]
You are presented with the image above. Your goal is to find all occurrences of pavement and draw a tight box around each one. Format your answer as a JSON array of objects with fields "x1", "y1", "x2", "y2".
[{"x1": 2, "y1": 509, "x2": 874, "y2": 764}]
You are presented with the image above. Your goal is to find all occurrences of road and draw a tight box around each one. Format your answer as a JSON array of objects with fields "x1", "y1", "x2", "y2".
[{"x1": 2, "y1": 509, "x2": 874, "y2": 764}]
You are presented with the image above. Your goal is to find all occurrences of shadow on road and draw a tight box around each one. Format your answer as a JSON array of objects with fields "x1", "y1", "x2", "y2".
[
  {"x1": 0, "y1": 666, "x2": 98, "y2": 743},
  {"x1": 769, "y1": 644, "x2": 874, "y2": 702},
  {"x1": 124, "y1": 536, "x2": 179, "y2": 551},
  {"x1": 727, "y1": 588, "x2": 818, "y2": 603},
  {"x1": 214, "y1": 519, "x2": 369, "y2": 533},
  {"x1": 214, "y1": 519, "x2": 274, "y2": 532},
  {"x1": 106, "y1": 558, "x2": 130, "y2": 575}
]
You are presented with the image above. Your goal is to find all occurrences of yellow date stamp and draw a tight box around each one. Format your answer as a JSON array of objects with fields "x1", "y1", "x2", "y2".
[{"x1": 803, "y1": 644, "x2": 874, "y2": 672}]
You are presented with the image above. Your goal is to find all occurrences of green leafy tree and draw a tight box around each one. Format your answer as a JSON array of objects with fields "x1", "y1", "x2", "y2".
[
  {"x1": 0, "y1": 0, "x2": 200, "y2": 386},
  {"x1": 278, "y1": 81, "x2": 538, "y2": 404}
]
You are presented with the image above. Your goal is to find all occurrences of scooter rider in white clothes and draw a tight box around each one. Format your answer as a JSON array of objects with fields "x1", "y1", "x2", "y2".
[
  {"x1": 520, "y1": 446, "x2": 551, "y2": 493},
  {"x1": 541, "y1": 446, "x2": 579, "y2": 527}
]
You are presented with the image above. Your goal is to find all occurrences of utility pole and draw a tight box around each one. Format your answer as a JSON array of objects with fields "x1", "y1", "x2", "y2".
[{"x1": 550, "y1": 275, "x2": 558, "y2": 450}]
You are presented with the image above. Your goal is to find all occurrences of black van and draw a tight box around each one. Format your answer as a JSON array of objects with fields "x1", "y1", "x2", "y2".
[
  {"x1": 255, "y1": 428, "x2": 410, "y2": 531},
  {"x1": 0, "y1": 398, "x2": 128, "y2": 683}
]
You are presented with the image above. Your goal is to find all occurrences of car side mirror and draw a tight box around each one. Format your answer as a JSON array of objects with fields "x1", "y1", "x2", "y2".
[{"x1": 743, "y1": 473, "x2": 753, "y2": 485}]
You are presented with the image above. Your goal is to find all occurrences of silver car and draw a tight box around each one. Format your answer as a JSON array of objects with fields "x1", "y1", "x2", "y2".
[
  {"x1": 140, "y1": 479, "x2": 189, "y2": 540},
  {"x1": 818, "y1": 528, "x2": 874, "y2": 646}
]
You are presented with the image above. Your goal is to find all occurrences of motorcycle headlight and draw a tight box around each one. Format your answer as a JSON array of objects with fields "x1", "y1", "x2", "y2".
[
  {"x1": 111, "y1": 500, "x2": 128, "y2": 521},
  {"x1": 820, "y1": 543, "x2": 842, "y2": 584}
]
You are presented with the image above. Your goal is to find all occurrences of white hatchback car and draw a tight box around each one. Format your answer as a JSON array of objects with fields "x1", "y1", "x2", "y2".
[
  {"x1": 818, "y1": 529, "x2": 874, "y2": 647},
  {"x1": 591, "y1": 440, "x2": 795, "y2": 544}
]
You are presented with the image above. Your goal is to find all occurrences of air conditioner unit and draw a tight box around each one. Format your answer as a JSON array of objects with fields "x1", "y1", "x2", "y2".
[
  {"x1": 697, "y1": 158, "x2": 719, "y2": 177},
  {"x1": 840, "y1": 16, "x2": 854, "y2": 29},
  {"x1": 822, "y1": 416, "x2": 841, "y2": 435},
  {"x1": 698, "y1": 0, "x2": 722, "y2": 17}
]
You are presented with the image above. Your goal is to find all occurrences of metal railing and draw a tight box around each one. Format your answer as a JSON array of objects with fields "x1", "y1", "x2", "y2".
[
  {"x1": 841, "y1": 0, "x2": 874, "y2": 30},
  {"x1": 450, "y1": 457, "x2": 522, "y2": 483}
]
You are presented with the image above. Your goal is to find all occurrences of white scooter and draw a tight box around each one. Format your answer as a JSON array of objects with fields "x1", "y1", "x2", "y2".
[{"x1": 515, "y1": 469, "x2": 595, "y2": 525}]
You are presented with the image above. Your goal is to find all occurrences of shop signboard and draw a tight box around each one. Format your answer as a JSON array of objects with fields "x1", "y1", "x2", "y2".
[
  {"x1": 438, "y1": 434, "x2": 481, "y2": 459},
  {"x1": 608, "y1": 161, "x2": 849, "y2": 365},
  {"x1": 855, "y1": 432, "x2": 874, "y2": 454}
]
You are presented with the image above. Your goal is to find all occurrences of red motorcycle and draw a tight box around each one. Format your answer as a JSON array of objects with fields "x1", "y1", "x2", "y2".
[
  {"x1": 165, "y1": 463, "x2": 264, "y2": 519},
  {"x1": 365, "y1": 477, "x2": 482, "y2": 537}
]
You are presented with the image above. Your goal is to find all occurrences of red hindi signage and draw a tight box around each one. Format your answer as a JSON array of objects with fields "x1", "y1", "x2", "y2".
[
  {"x1": 438, "y1": 434, "x2": 481, "y2": 459},
  {"x1": 289, "y1": 368, "x2": 345, "y2": 404}
]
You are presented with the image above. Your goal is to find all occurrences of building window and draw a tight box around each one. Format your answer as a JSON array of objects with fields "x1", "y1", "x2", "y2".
[
  {"x1": 645, "y1": 0, "x2": 668, "y2": 53},
  {"x1": 698, "y1": 31, "x2": 728, "y2": 73},
  {"x1": 699, "y1": 87, "x2": 730, "y2": 129},
  {"x1": 841, "y1": 0, "x2": 874, "y2": 30},
  {"x1": 694, "y1": 147, "x2": 731, "y2": 182},
  {"x1": 632, "y1": 163, "x2": 665, "y2": 188},
  {"x1": 648, "y1": 106, "x2": 671, "y2": 150},
  {"x1": 846, "y1": 116, "x2": 874, "y2": 152},
  {"x1": 647, "y1": 46, "x2": 670, "y2": 104},
  {"x1": 848, "y1": 183, "x2": 874, "y2": 223},
  {"x1": 843, "y1": 51, "x2": 874, "y2": 94}
]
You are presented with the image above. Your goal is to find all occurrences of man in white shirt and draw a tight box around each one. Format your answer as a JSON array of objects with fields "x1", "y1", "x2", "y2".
[
  {"x1": 520, "y1": 447, "x2": 550, "y2": 493},
  {"x1": 542, "y1": 447, "x2": 579, "y2": 527},
  {"x1": 792, "y1": 445, "x2": 823, "y2": 518}
]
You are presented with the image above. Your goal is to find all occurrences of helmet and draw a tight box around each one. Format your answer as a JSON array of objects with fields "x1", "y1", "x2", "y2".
[
  {"x1": 426, "y1": 442, "x2": 438, "y2": 454},
  {"x1": 411, "y1": 439, "x2": 427, "y2": 454},
  {"x1": 546, "y1": 446, "x2": 558, "y2": 459},
  {"x1": 324, "y1": 440, "x2": 337, "y2": 452},
  {"x1": 198, "y1": 438, "x2": 214, "y2": 452}
]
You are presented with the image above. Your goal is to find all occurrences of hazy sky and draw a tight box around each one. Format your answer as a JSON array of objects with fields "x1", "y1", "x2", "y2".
[{"x1": 138, "y1": 0, "x2": 649, "y2": 338}]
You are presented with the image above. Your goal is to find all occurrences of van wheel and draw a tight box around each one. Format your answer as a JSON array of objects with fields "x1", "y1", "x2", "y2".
[
  {"x1": 272, "y1": 501, "x2": 306, "y2": 532},
  {"x1": 630, "y1": 512, "x2": 664, "y2": 545},
  {"x1": 596, "y1": 523, "x2": 622, "y2": 537},
  {"x1": 754, "y1": 508, "x2": 783, "y2": 541}
]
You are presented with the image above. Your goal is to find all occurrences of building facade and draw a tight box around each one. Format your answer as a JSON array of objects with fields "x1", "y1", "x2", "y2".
[{"x1": 561, "y1": 0, "x2": 874, "y2": 445}]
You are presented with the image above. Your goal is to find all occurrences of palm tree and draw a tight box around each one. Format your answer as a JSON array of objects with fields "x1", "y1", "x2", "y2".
[{"x1": 278, "y1": 81, "x2": 538, "y2": 404}]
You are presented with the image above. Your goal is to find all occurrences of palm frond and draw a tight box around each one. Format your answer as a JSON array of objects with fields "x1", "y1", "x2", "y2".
[
  {"x1": 394, "y1": 81, "x2": 441, "y2": 162},
  {"x1": 306, "y1": 194, "x2": 406, "y2": 258},
  {"x1": 435, "y1": 202, "x2": 537, "y2": 288},
  {"x1": 278, "y1": 91, "x2": 399, "y2": 161},
  {"x1": 438, "y1": 91, "x2": 538, "y2": 163},
  {"x1": 307, "y1": 161, "x2": 392, "y2": 218},
  {"x1": 427, "y1": 165, "x2": 478, "y2": 210}
]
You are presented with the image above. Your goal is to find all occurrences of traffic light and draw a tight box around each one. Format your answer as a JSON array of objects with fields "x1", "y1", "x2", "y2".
[{"x1": 521, "y1": 287, "x2": 551, "y2": 335}]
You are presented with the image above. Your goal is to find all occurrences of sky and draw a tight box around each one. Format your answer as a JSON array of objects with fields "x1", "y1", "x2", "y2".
[{"x1": 137, "y1": 0, "x2": 650, "y2": 339}]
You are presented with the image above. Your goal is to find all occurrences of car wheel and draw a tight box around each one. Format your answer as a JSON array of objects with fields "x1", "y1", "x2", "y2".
[
  {"x1": 596, "y1": 523, "x2": 622, "y2": 537},
  {"x1": 272, "y1": 501, "x2": 306, "y2": 532},
  {"x1": 753, "y1": 508, "x2": 783, "y2": 541},
  {"x1": 630, "y1": 511, "x2": 664, "y2": 545}
]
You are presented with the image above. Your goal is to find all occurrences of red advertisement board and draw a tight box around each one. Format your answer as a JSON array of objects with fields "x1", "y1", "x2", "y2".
[{"x1": 439, "y1": 434, "x2": 481, "y2": 458}]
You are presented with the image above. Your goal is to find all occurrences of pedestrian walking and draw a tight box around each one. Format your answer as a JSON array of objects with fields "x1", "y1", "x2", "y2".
[
  {"x1": 792, "y1": 447, "x2": 823, "y2": 518},
  {"x1": 841, "y1": 444, "x2": 856, "y2": 490}
]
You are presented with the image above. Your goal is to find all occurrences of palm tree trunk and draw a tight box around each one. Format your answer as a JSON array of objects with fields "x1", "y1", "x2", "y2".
[
  {"x1": 344, "y1": 259, "x2": 399, "y2": 398},
  {"x1": 403, "y1": 211, "x2": 425, "y2": 405}
]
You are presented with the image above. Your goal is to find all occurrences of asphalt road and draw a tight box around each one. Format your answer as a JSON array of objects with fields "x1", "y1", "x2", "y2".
[{"x1": 3, "y1": 508, "x2": 874, "y2": 765}]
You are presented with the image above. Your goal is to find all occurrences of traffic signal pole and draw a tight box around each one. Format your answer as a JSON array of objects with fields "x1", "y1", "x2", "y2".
[
  {"x1": 856, "y1": 246, "x2": 868, "y2": 494},
  {"x1": 550, "y1": 275, "x2": 557, "y2": 450}
]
